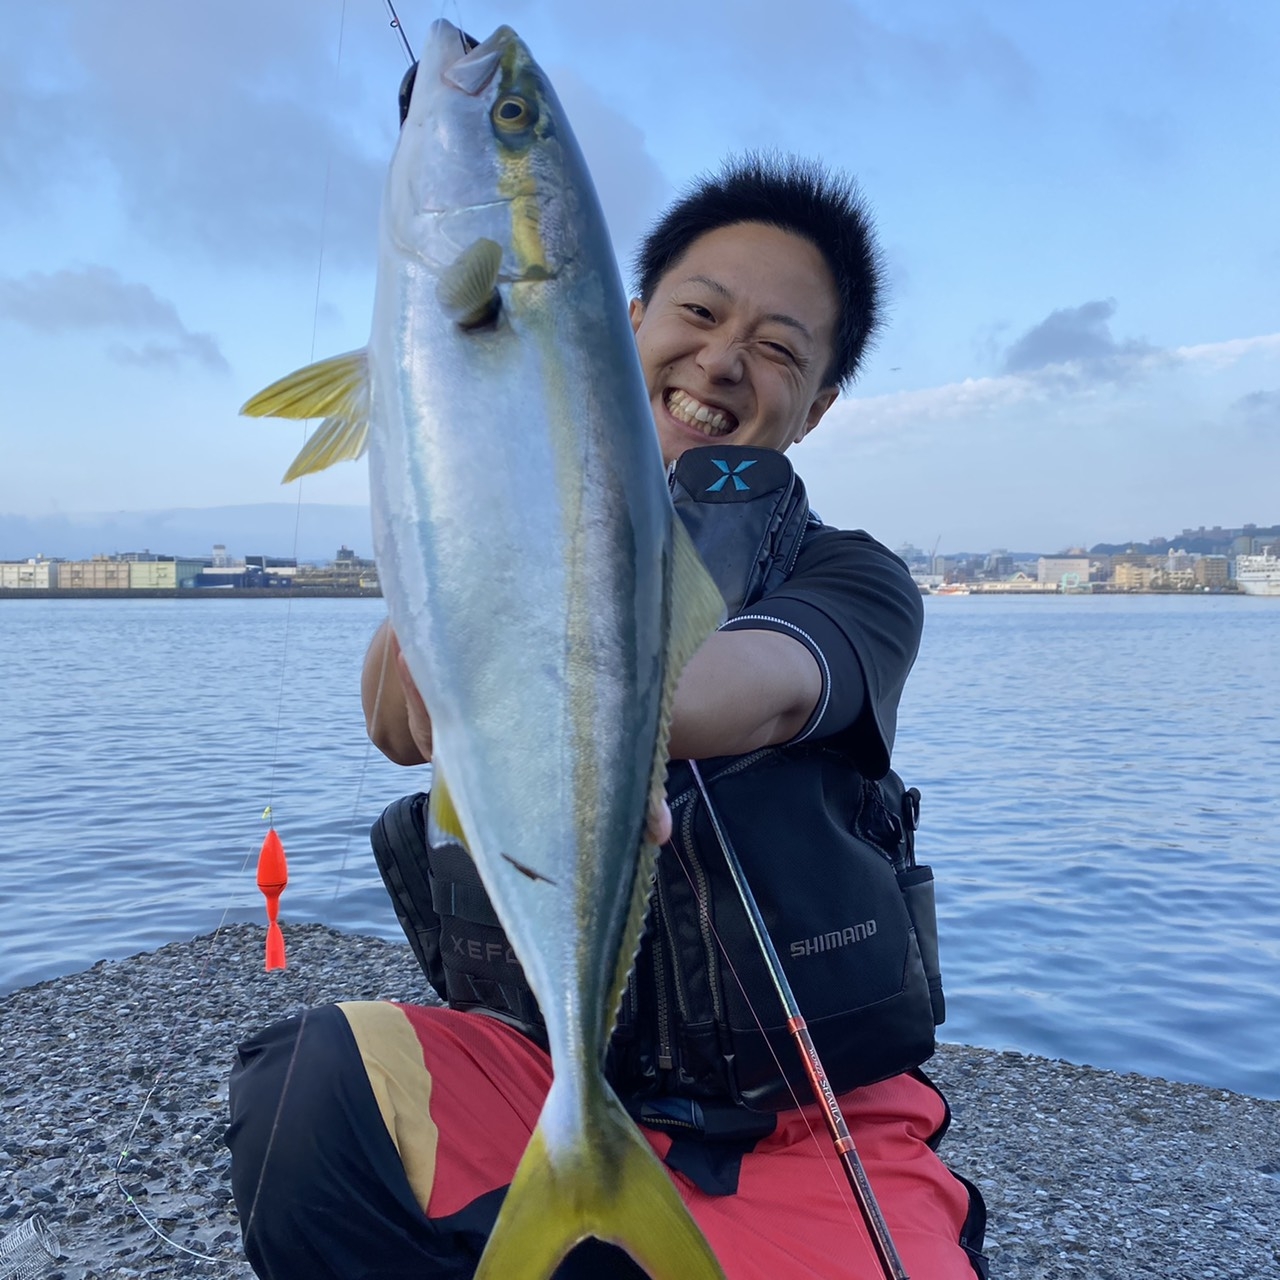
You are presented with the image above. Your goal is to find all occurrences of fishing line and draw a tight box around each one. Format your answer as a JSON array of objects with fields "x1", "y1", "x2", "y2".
[
  {"x1": 225, "y1": 1, "x2": 429, "y2": 1259},
  {"x1": 236, "y1": 637, "x2": 408, "y2": 1254},
  {"x1": 107, "y1": 0, "x2": 369, "y2": 1263}
]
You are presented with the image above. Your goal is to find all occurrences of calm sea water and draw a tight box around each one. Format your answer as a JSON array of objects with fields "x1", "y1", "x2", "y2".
[{"x1": 1, "y1": 594, "x2": 1276, "y2": 1099}]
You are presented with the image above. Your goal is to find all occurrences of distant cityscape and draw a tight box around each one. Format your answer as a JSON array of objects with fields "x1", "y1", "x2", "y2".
[
  {"x1": 1, "y1": 522, "x2": 1277, "y2": 596},
  {"x1": 0, "y1": 544, "x2": 379, "y2": 595},
  {"x1": 901, "y1": 522, "x2": 1280, "y2": 594}
]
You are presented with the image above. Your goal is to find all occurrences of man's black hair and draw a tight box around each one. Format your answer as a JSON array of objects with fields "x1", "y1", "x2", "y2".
[{"x1": 633, "y1": 153, "x2": 885, "y2": 390}]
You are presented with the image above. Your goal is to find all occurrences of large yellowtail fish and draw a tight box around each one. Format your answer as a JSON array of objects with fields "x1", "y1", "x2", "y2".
[{"x1": 241, "y1": 20, "x2": 727, "y2": 1279}]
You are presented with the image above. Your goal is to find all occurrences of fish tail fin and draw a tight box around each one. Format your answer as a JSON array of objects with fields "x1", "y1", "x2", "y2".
[
  {"x1": 476, "y1": 1084, "x2": 725, "y2": 1280},
  {"x1": 239, "y1": 349, "x2": 371, "y2": 481}
]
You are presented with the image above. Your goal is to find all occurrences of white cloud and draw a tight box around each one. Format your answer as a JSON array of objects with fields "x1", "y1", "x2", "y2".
[
  {"x1": 1175, "y1": 334, "x2": 1280, "y2": 368},
  {"x1": 0, "y1": 266, "x2": 229, "y2": 373},
  {"x1": 831, "y1": 330, "x2": 1280, "y2": 443},
  {"x1": 799, "y1": 327, "x2": 1280, "y2": 549}
]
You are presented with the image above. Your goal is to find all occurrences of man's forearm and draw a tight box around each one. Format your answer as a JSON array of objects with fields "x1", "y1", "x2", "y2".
[
  {"x1": 667, "y1": 628, "x2": 821, "y2": 761},
  {"x1": 365, "y1": 621, "x2": 819, "y2": 767}
]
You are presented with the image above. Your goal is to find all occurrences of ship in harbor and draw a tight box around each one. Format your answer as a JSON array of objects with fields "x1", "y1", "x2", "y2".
[{"x1": 1235, "y1": 548, "x2": 1280, "y2": 596}]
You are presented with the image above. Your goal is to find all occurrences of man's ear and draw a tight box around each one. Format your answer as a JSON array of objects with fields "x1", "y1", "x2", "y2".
[
  {"x1": 629, "y1": 298, "x2": 645, "y2": 334},
  {"x1": 795, "y1": 387, "x2": 839, "y2": 443}
]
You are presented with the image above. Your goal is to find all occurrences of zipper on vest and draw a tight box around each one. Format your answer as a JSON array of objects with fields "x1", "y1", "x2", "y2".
[
  {"x1": 655, "y1": 857, "x2": 694, "y2": 1023},
  {"x1": 676, "y1": 797, "x2": 723, "y2": 1023},
  {"x1": 623, "y1": 967, "x2": 638, "y2": 1027},
  {"x1": 651, "y1": 938, "x2": 674, "y2": 1071},
  {"x1": 667, "y1": 749, "x2": 772, "y2": 1026}
]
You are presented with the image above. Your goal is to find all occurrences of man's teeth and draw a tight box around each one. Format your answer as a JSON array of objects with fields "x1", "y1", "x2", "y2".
[{"x1": 668, "y1": 389, "x2": 734, "y2": 436}]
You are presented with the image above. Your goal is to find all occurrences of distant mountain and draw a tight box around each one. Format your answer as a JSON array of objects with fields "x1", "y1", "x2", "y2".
[{"x1": 0, "y1": 504, "x2": 374, "y2": 564}]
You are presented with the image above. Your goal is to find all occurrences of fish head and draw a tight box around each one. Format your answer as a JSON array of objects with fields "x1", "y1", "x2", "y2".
[{"x1": 388, "y1": 20, "x2": 593, "y2": 286}]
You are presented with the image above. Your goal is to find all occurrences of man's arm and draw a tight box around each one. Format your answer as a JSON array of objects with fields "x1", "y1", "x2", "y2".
[
  {"x1": 667, "y1": 628, "x2": 821, "y2": 760},
  {"x1": 363, "y1": 618, "x2": 819, "y2": 767}
]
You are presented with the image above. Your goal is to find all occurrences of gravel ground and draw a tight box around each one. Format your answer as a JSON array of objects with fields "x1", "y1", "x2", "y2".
[{"x1": 1, "y1": 923, "x2": 1277, "y2": 1279}]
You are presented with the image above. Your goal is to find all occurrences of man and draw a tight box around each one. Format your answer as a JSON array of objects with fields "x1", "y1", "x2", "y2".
[{"x1": 227, "y1": 155, "x2": 987, "y2": 1279}]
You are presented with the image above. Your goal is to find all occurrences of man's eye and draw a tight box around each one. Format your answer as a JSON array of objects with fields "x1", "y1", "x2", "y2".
[
  {"x1": 763, "y1": 341, "x2": 797, "y2": 362},
  {"x1": 682, "y1": 303, "x2": 713, "y2": 320}
]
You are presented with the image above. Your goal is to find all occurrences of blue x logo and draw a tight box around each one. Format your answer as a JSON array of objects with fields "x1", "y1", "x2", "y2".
[{"x1": 707, "y1": 458, "x2": 757, "y2": 493}]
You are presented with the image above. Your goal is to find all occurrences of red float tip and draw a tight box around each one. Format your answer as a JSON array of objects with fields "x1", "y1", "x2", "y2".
[{"x1": 256, "y1": 828, "x2": 288, "y2": 893}]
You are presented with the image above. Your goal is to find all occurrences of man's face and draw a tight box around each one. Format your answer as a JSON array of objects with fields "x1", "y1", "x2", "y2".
[{"x1": 630, "y1": 221, "x2": 841, "y2": 467}]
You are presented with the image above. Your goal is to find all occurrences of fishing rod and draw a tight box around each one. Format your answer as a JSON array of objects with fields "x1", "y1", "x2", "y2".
[
  {"x1": 381, "y1": 0, "x2": 415, "y2": 63},
  {"x1": 688, "y1": 761, "x2": 910, "y2": 1280}
]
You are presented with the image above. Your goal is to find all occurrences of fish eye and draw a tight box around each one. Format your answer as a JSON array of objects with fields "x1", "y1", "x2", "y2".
[{"x1": 492, "y1": 95, "x2": 536, "y2": 131}]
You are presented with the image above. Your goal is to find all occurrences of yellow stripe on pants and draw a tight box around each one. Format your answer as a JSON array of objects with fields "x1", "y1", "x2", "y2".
[{"x1": 338, "y1": 1001, "x2": 440, "y2": 1212}]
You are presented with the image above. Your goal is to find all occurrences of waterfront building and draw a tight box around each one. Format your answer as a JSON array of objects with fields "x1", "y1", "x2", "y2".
[
  {"x1": 971, "y1": 574, "x2": 1057, "y2": 593},
  {"x1": 128, "y1": 559, "x2": 206, "y2": 589},
  {"x1": 1037, "y1": 556, "x2": 1090, "y2": 586},
  {"x1": 55, "y1": 556, "x2": 131, "y2": 589},
  {"x1": 291, "y1": 546, "x2": 379, "y2": 590},
  {"x1": 1113, "y1": 562, "x2": 1160, "y2": 591},
  {"x1": 0, "y1": 559, "x2": 55, "y2": 589},
  {"x1": 1194, "y1": 556, "x2": 1229, "y2": 589},
  {"x1": 245, "y1": 555, "x2": 298, "y2": 580}
]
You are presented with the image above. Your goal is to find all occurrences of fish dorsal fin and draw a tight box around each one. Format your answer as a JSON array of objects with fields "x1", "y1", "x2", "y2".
[
  {"x1": 240, "y1": 349, "x2": 371, "y2": 481},
  {"x1": 427, "y1": 769, "x2": 469, "y2": 852},
  {"x1": 438, "y1": 238, "x2": 503, "y2": 329},
  {"x1": 607, "y1": 515, "x2": 725, "y2": 1028}
]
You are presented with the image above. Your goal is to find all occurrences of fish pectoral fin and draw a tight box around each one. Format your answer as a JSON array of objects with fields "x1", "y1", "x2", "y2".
[
  {"x1": 437, "y1": 238, "x2": 503, "y2": 329},
  {"x1": 240, "y1": 349, "x2": 371, "y2": 481},
  {"x1": 475, "y1": 1086, "x2": 725, "y2": 1280},
  {"x1": 240, "y1": 349, "x2": 369, "y2": 420},
  {"x1": 279, "y1": 413, "x2": 370, "y2": 483}
]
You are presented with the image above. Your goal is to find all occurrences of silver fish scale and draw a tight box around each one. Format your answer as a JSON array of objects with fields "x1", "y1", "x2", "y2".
[{"x1": 367, "y1": 29, "x2": 674, "y2": 1070}]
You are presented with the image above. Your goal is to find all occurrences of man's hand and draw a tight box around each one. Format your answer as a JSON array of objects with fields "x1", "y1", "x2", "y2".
[
  {"x1": 647, "y1": 793, "x2": 673, "y2": 846},
  {"x1": 362, "y1": 620, "x2": 432, "y2": 766},
  {"x1": 367, "y1": 617, "x2": 820, "y2": 847},
  {"x1": 393, "y1": 642, "x2": 434, "y2": 762}
]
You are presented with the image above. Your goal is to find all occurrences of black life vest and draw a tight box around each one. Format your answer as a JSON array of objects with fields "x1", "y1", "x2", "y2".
[{"x1": 372, "y1": 445, "x2": 944, "y2": 1111}]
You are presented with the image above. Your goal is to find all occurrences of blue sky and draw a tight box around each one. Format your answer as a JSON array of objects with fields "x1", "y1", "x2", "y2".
[{"x1": 2, "y1": 0, "x2": 1277, "y2": 552}]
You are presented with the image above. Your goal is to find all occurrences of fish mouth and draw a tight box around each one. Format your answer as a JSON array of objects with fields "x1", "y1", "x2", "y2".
[{"x1": 664, "y1": 388, "x2": 739, "y2": 438}]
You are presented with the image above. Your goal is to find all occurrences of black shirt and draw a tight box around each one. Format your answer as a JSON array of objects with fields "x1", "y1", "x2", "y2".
[{"x1": 720, "y1": 520, "x2": 923, "y2": 779}]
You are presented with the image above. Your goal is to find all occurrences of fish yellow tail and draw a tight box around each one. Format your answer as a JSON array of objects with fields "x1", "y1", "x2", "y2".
[{"x1": 475, "y1": 1083, "x2": 725, "y2": 1280}]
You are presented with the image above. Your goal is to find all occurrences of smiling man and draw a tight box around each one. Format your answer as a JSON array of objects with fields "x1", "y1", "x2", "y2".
[
  {"x1": 227, "y1": 155, "x2": 988, "y2": 1279},
  {"x1": 632, "y1": 219, "x2": 840, "y2": 454}
]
